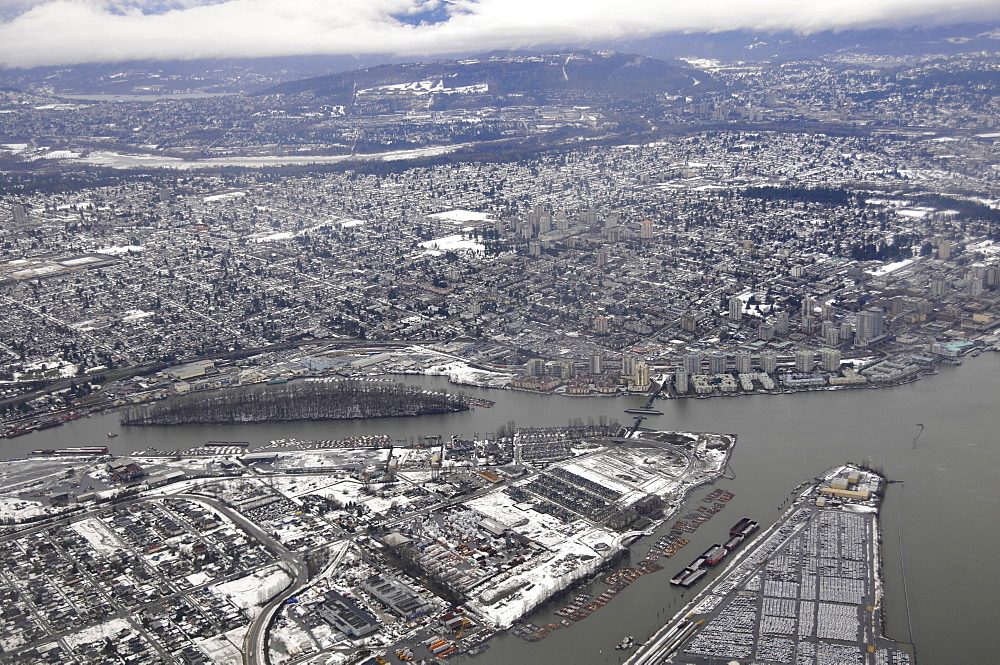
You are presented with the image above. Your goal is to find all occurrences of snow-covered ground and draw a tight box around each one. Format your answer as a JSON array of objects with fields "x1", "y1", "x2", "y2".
[
  {"x1": 427, "y1": 209, "x2": 495, "y2": 224},
  {"x1": 196, "y1": 625, "x2": 248, "y2": 665},
  {"x1": 212, "y1": 565, "x2": 293, "y2": 614},
  {"x1": 71, "y1": 517, "x2": 124, "y2": 554},
  {"x1": 0, "y1": 497, "x2": 52, "y2": 520},
  {"x1": 468, "y1": 523, "x2": 616, "y2": 628},
  {"x1": 77, "y1": 144, "x2": 467, "y2": 170},
  {"x1": 64, "y1": 617, "x2": 131, "y2": 648},
  {"x1": 250, "y1": 231, "x2": 295, "y2": 243},
  {"x1": 95, "y1": 244, "x2": 144, "y2": 255},
  {"x1": 419, "y1": 234, "x2": 485, "y2": 255},
  {"x1": 204, "y1": 191, "x2": 246, "y2": 202},
  {"x1": 420, "y1": 360, "x2": 513, "y2": 388},
  {"x1": 867, "y1": 258, "x2": 915, "y2": 276},
  {"x1": 122, "y1": 309, "x2": 154, "y2": 323}
]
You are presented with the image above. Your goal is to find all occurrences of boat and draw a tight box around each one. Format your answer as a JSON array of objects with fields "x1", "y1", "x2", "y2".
[
  {"x1": 705, "y1": 545, "x2": 727, "y2": 566},
  {"x1": 31, "y1": 446, "x2": 108, "y2": 456},
  {"x1": 670, "y1": 569, "x2": 693, "y2": 585},
  {"x1": 615, "y1": 636, "x2": 636, "y2": 650},
  {"x1": 624, "y1": 408, "x2": 663, "y2": 415},
  {"x1": 730, "y1": 518, "x2": 753, "y2": 535},
  {"x1": 679, "y1": 568, "x2": 706, "y2": 587},
  {"x1": 107, "y1": 432, "x2": 119, "y2": 438}
]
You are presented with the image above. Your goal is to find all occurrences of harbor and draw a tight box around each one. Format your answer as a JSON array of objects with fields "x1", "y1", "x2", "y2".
[{"x1": 628, "y1": 465, "x2": 914, "y2": 665}]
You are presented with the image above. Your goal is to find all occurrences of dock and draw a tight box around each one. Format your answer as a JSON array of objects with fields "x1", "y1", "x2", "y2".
[{"x1": 629, "y1": 465, "x2": 915, "y2": 665}]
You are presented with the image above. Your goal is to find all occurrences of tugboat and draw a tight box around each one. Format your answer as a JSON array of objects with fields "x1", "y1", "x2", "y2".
[{"x1": 615, "y1": 636, "x2": 636, "y2": 650}]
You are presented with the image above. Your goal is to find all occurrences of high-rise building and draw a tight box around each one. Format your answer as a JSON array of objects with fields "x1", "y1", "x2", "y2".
[
  {"x1": 986, "y1": 266, "x2": 999, "y2": 288},
  {"x1": 758, "y1": 322, "x2": 774, "y2": 341},
  {"x1": 856, "y1": 307, "x2": 884, "y2": 346},
  {"x1": 526, "y1": 358, "x2": 545, "y2": 377},
  {"x1": 594, "y1": 316, "x2": 610, "y2": 335},
  {"x1": 774, "y1": 311, "x2": 789, "y2": 335},
  {"x1": 634, "y1": 361, "x2": 650, "y2": 388},
  {"x1": 937, "y1": 238, "x2": 951, "y2": 260},
  {"x1": 801, "y1": 315, "x2": 817, "y2": 335},
  {"x1": 869, "y1": 307, "x2": 885, "y2": 337},
  {"x1": 589, "y1": 354, "x2": 603, "y2": 375},
  {"x1": 640, "y1": 219, "x2": 654, "y2": 240},
  {"x1": 728, "y1": 296, "x2": 743, "y2": 322},
  {"x1": 794, "y1": 349, "x2": 814, "y2": 373},
  {"x1": 929, "y1": 277, "x2": 946, "y2": 298},
  {"x1": 735, "y1": 352, "x2": 752, "y2": 374},
  {"x1": 528, "y1": 239, "x2": 541, "y2": 257},
  {"x1": 674, "y1": 368, "x2": 689, "y2": 394},
  {"x1": 680, "y1": 312, "x2": 698, "y2": 332},
  {"x1": 819, "y1": 348, "x2": 842, "y2": 372},
  {"x1": 596, "y1": 250, "x2": 608, "y2": 267},
  {"x1": 531, "y1": 204, "x2": 545, "y2": 223},
  {"x1": 682, "y1": 352, "x2": 703, "y2": 376},
  {"x1": 708, "y1": 352, "x2": 728, "y2": 375},
  {"x1": 824, "y1": 325, "x2": 840, "y2": 348},
  {"x1": 801, "y1": 297, "x2": 817, "y2": 319},
  {"x1": 821, "y1": 303, "x2": 836, "y2": 320},
  {"x1": 605, "y1": 213, "x2": 620, "y2": 229},
  {"x1": 539, "y1": 214, "x2": 552, "y2": 234},
  {"x1": 622, "y1": 353, "x2": 638, "y2": 379},
  {"x1": 11, "y1": 204, "x2": 26, "y2": 225},
  {"x1": 759, "y1": 350, "x2": 777, "y2": 374},
  {"x1": 555, "y1": 210, "x2": 569, "y2": 231},
  {"x1": 967, "y1": 272, "x2": 984, "y2": 297}
]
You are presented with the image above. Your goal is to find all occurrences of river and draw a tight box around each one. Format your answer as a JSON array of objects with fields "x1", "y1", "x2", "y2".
[{"x1": 9, "y1": 354, "x2": 1000, "y2": 665}]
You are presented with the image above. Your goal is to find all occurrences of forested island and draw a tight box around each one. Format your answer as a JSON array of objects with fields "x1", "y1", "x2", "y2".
[{"x1": 120, "y1": 380, "x2": 469, "y2": 425}]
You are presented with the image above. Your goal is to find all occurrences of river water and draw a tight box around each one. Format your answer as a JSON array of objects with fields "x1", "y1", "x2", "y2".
[{"x1": 11, "y1": 355, "x2": 1000, "y2": 665}]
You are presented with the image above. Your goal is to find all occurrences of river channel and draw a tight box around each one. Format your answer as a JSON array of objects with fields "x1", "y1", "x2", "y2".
[{"x1": 9, "y1": 354, "x2": 1000, "y2": 665}]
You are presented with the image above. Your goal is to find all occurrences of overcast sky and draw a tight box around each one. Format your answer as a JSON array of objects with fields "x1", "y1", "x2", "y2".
[{"x1": 0, "y1": 0, "x2": 998, "y2": 68}]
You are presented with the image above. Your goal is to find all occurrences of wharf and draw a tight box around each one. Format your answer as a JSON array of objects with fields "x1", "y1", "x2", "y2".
[{"x1": 627, "y1": 464, "x2": 915, "y2": 665}]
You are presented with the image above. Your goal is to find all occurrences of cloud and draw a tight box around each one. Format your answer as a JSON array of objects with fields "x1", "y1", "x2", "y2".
[{"x1": 0, "y1": 0, "x2": 998, "y2": 68}]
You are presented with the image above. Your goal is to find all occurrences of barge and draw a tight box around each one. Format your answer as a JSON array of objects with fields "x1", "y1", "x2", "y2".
[
  {"x1": 704, "y1": 545, "x2": 728, "y2": 566},
  {"x1": 31, "y1": 446, "x2": 109, "y2": 456}
]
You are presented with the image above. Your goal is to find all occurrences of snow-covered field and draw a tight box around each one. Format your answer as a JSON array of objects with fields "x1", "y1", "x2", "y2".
[
  {"x1": 421, "y1": 360, "x2": 512, "y2": 388},
  {"x1": 71, "y1": 517, "x2": 124, "y2": 554},
  {"x1": 95, "y1": 244, "x2": 144, "y2": 255},
  {"x1": 77, "y1": 144, "x2": 467, "y2": 170},
  {"x1": 64, "y1": 617, "x2": 130, "y2": 648},
  {"x1": 212, "y1": 565, "x2": 293, "y2": 613},
  {"x1": 867, "y1": 258, "x2": 915, "y2": 276},
  {"x1": 204, "y1": 191, "x2": 246, "y2": 202},
  {"x1": 0, "y1": 497, "x2": 52, "y2": 520},
  {"x1": 196, "y1": 626, "x2": 248, "y2": 665},
  {"x1": 419, "y1": 234, "x2": 485, "y2": 255},
  {"x1": 428, "y1": 209, "x2": 495, "y2": 224}
]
